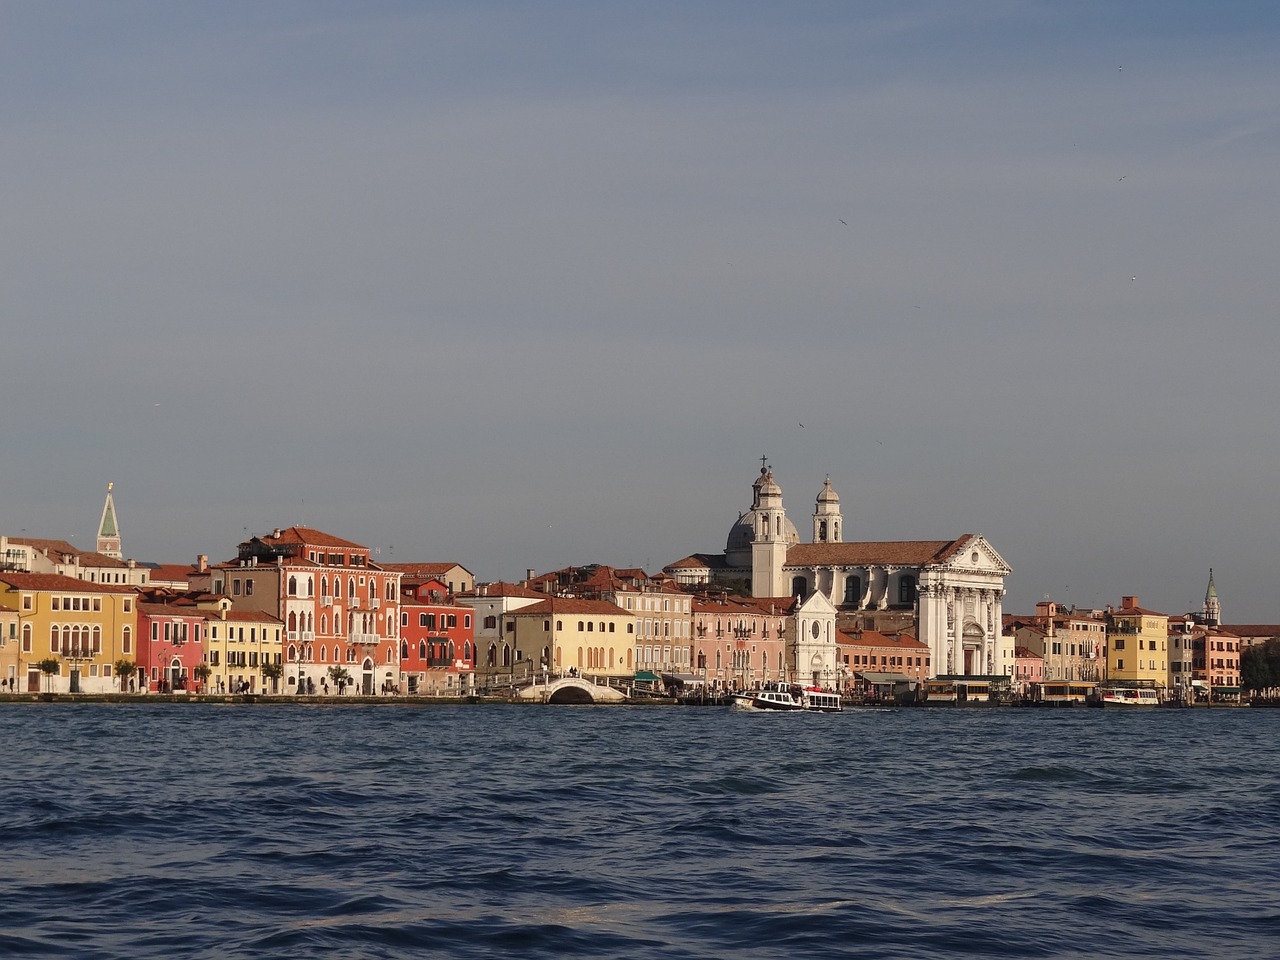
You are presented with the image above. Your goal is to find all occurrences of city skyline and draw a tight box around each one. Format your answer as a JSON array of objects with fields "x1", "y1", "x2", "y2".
[{"x1": 3, "y1": 3, "x2": 1278, "y2": 619}]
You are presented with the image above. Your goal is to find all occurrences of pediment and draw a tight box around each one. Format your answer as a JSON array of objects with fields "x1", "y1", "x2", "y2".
[{"x1": 938, "y1": 535, "x2": 1011, "y2": 576}]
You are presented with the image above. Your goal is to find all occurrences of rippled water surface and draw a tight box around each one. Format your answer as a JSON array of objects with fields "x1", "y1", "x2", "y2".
[{"x1": 2, "y1": 703, "x2": 1278, "y2": 958}]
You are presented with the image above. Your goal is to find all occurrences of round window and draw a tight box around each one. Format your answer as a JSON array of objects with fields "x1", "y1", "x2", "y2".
[{"x1": 811, "y1": 622, "x2": 821, "y2": 639}]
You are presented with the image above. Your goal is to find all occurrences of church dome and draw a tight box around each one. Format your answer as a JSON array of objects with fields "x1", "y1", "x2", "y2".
[
  {"x1": 725, "y1": 510, "x2": 800, "y2": 567},
  {"x1": 816, "y1": 475, "x2": 840, "y2": 505}
]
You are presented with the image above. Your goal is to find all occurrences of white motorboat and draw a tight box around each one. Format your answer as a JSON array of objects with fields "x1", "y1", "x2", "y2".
[
  {"x1": 732, "y1": 683, "x2": 842, "y2": 712},
  {"x1": 1100, "y1": 686, "x2": 1160, "y2": 707}
]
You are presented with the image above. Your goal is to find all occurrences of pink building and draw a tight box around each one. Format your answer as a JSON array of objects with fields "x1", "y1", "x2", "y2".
[
  {"x1": 137, "y1": 599, "x2": 208, "y2": 693},
  {"x1": 1012, "y1": 645, "x2": 1046, "y2": 696}
]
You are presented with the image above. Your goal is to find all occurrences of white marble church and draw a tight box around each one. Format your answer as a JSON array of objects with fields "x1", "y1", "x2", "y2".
[{"x1": 665, "y1": 464, "x2": 1011, "y2": 678}]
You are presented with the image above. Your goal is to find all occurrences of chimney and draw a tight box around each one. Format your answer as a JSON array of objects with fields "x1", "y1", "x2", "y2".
[
  {"x1": 1121, "y1": 595, "x2": 1138, "y2": 610},
  {"x1": 197, "y1": 554, "x2": 208, "y2": 573},
  {"x1": 526, "y1": 568, "x2": 535, "y2": 584}
]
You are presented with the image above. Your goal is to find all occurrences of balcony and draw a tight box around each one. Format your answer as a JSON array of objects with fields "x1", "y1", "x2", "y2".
[
  {"x1": 349, "y1": 632, "x2": 379, "y2": 645},
  {"x1": 302, "y1": 631, "x2": 315, "y2": 642},
  {"x1": 321, "y1": 596, "x2": 333, "y2": 607},
  {"x1": 370, "y1": 597, "x2": 381, "y2": 609},
  {"x1": 349, "y1": 598, "x2": 361, "y2": 610}
]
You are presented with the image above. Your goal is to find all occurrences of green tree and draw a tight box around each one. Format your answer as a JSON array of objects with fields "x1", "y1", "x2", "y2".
[
  {"x1": 1242, "y1": 638, "x2": 1280, "y2": 695},
  {"x1": 36, "y1": 657, "x2": 61, "y2": 693},
  {"x1": 114, "y1": 659, "x2": 137, "y2": 693},
  {"x1": 327, "y1": 665, "x2": 352, "y2": 694},
  {"x1": 261, "y1": 660, "x2": 283, "y2": 693},
  {"x1": 192, "y1": 663, "x2": 212, "y2": 692}
]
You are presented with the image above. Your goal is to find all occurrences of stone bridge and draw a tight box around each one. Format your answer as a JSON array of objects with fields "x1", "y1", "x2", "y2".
[{"x1": 517, "y1": 675, "x2": 627, "y2": 704}]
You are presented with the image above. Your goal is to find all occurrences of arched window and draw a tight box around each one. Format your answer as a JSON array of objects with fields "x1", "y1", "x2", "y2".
[
  {"x1": 348, "y1": 578, "x2": 355, "y2": 599},
  {"x1": 791, "y1": 576, "x2": 807, "y2": 598},
  {"x1": 464, "y1": 641, "x2": 471, "y2": 662},
  {"x1": 92, "y1": 626, "x2": 101, "y2": 654},
  {"x1": 503, "y1": 644, "x2": 511, "y2": 667},
  {"x1": 334, "y1": 577, "x2": 342, "y2": 598},
  {"x1": 368, "y1": 580, "x2": 376, "y2": 600},
  {"x1": 321, "y1": 577, "x2": 328, "y2": 597},
  {"x1": 22, "y1": 622, "x2": 32, "y2": 652},
  {"x1": 448, "y1": 641, "x2": 455, "y2": 660},
  {"x1": 844, "y1": 576, "x2": 861, "y2": 606},
  {"x1": 464, "y1": 614, "x2": 471, "y2": 628},
  {"x1": 577, "y1": 647, "x2": 584, "y2": 668},
  {"x1": 418, "y1": 640, "x2": 426, "y2": 660},
  {"x1": 319, "y1": 646, "x2": 327, "y2": 663},
  {"x1": 49, "y1": 624, "x2": 59, "y2": 653},
  {"x1": 556, "y1": 620, "x2": 563, "y2": 631},
  {"x1": 587, "y1": 621, "x2": 594, "y2": 632},
  {"x1": 288, "y1": 576, "x2": 297, "y2": 596},
  {"x1": 307, "y1": 577, "x2": 313, "y2": 597},
  {"x1": 288, "y1": 611, "x2": 297, "y2": 632},
  {"x1": 287, "y1": 644, "x2": 297, "y2": 662}
]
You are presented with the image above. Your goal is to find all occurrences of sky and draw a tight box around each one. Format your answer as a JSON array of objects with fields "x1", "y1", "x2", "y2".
[{"x1": 2, "y1": 1, "x2": 1278, "y2": 620}]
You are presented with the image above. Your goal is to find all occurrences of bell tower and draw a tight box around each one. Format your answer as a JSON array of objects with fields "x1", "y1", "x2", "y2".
[
  {"x1": 812, "y1": 476, "x2": 842, "y2": 543},
  {"x1": 750, "y1": 461, "x2": 789, "y2": 598},
  {"x1": 96, "y1": 482, "x2": 122, "y2": 559},
  {"x1": 1202, "y1": 569, "x2": 1221, "y2": 627}
]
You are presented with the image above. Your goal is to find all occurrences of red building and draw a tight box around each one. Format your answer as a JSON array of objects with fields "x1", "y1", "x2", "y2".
[
  {"x1": 137, "y1": 599, "x2": 208, "y2": 693},
  {"x1": 211, "y1": 527, "x2": 401, "y2": 696},
  {"x1": 398, "y1": 577, "x2": 475, "y2": 695}
]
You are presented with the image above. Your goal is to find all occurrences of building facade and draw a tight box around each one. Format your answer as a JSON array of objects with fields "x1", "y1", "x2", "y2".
[
  {"x1": 212, "y1": 527, "x2": 401, "y2": 696},
  {"x1": 665, "y1": 464, "x2": 1010, "y2": 679}
]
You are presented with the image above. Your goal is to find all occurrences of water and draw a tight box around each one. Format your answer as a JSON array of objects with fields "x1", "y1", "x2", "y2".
[{"x1": 2, "y1": 703, "x2": 1278, "y2": 959}]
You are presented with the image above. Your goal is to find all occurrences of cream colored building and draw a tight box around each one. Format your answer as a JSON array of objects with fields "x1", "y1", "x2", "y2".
[
  {"x1": 506, "y1": 598, "x2": 635, "y2": 677},
  {"x1": 203, "y1": 601, "x2": 284, "y2": 694}
]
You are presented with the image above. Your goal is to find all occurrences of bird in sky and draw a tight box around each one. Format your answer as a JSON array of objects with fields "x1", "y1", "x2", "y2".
[
  {"x1": 1118, "y1": 175, "x2": 1126, "y2": 181},
  {"x1": 838, "y1": 219, "x2": 847, "y2": 226}
]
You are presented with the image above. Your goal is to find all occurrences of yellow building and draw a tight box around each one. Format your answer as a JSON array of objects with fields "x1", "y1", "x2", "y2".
[
  {"x1": 0, "y1": 573, "x2": 137, "y2": 693},
  {"x1": 0, "y1": 604, "x2": 19, "y2": 691},
  {"x1": 1106, "y1": 595, "x2": 1168, "y2": 688},
  {"x1": 507, "y1": 598, "x2": 635, "y2": 677},
  {"x1": 203, "y1": 601, "x2": 284, "y2": 694}
]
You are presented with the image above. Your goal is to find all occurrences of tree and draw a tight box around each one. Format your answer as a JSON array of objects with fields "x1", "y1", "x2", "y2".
[
  {"x1": 192, "y1": 663, "x2": 211, "y2": 692},
  {"x1": 327, "y1": 665, "x2": 352, "y2": 694},
  {"x1": 114, "y1": 659, "x2": 137, "y2": 693},
  {"x1": 261, "y1": 661, "x2": 283, "y2": 694},
  {"x1": 1241, "y1": 639, "x2": 1280, "y2": 695},
  {"x1": 36, "y1": 657, "x2": 61, "y2": 694}
]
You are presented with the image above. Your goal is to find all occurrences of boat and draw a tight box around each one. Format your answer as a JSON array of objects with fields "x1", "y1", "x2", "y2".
[
  {"x1": 801, "y1": 687, "x2": 843, "y2": 712},
  {"x1": 1033, "y1": 681, "x2": 1099, "y2": 706},
  {"x1": 732, "y1": 682, "x2": 842, "y2": 712},
  {"x1": 1100, "y1": 686, "x2": 1160, "y2": 707},
  {"x1": 732, "y1": 682, "x2": 804, "y2": 711}
]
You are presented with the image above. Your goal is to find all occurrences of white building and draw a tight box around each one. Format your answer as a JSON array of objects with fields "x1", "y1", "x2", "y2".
[{"x1": 666, "y1": 464, "x2": 1011, "y2": 678}]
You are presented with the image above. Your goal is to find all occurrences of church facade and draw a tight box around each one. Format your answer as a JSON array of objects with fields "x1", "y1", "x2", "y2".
[{"x1": 665, "y1": 465, "x2": 1011, "y2": 679}]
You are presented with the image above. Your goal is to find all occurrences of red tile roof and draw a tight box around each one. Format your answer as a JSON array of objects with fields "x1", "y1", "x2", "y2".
[
  {"x1": 837, "y1": 629, "x2": 927, "y2": 650},
  {"x1": 514, "y1": 598, "x2": 631, "y2": 617},
  {"x1": 0, "y1": 573, "x2": 137, "y2": 593},
  {"x1": 458, "y1": 581, "x2": 546, "y2": 600},
  {"x1": 254, "y1": 527, "x2": 368, "y2": 550},
  {"x1": 786, "y1": 540, "x2": 961, "y2": 567},
  {"x1": 380, "y1": 562, "x2": 469, "y2": 576}
]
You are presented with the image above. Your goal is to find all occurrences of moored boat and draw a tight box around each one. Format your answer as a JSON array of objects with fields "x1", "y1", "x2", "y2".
[{"x1": 1100, "y1": 686, "x2": 1160, "y2": 707}]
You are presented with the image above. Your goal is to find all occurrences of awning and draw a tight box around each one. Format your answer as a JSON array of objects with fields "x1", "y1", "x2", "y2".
[
  {"x1": 856, "y1": 671, "x2": 914, "y2": 685},
  {"x1": 661, "y1": 673, "x2": 705, "y2": 687},
  {"x1": 633, "y1": 671, "x2": 661, "y2": 682}
]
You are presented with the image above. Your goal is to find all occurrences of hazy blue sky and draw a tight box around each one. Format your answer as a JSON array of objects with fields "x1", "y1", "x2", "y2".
[{"x1": 3, "y1": 2, "x2": 1278, "y2": 619}]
